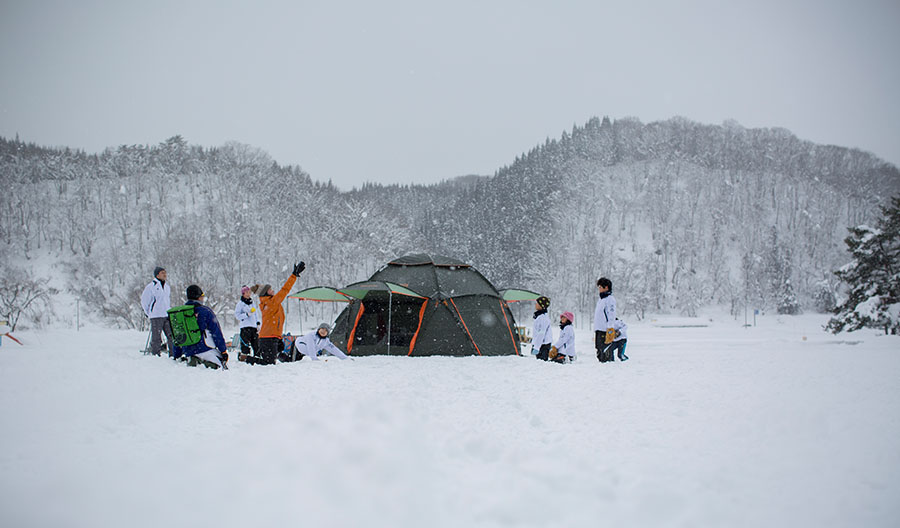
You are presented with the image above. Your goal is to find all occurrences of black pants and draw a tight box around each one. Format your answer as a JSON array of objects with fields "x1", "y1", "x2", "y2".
[
  {"x1": 246, "y1": 337, "x2": 281, "y2": 365},
  {"x1": 536, "y1": 343, "x2": 551, "y2": 361},
  {"x1": 239, "y1": 326, "x2": 259, "y2": 357},
  {"x1": 596, "y1": 330, "x2": 612, "y2": 362}
]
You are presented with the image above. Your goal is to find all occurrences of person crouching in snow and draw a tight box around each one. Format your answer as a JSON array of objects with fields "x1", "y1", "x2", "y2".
[
  {"x1": 600, "y1": 319, "x2": 629, "y2": 362},
  {"x1": 531, "y1": 296, "x2": 553, "y2": 361},
  {"x1": 549, "y1": 311, "x2": 576, "y2": 364},
  {"x1": 234, "y1": 285, "x2": 261, "y2": 361},
  {"x1": 283, "y1": 323, "x2": 350, "y2": 362},
  {"x1": 174, "y1": 285, "x2": 228, "y2": 369}
]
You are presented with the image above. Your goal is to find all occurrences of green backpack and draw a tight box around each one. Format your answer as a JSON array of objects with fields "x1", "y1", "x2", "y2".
[{"x1": 167, "y1": 304, "x2": 203, "y2": 347}]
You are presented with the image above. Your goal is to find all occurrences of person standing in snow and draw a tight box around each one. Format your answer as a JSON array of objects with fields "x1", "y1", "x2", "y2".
[
  {"x1": 173, "y1": 285, "x2": 229, "y2": 369},
  {"x1": 249, "y1": 261, "x2": 305, "y2": 365},
  {"x1": 594, "y1": 277, "x2": 617, "y2": 363},
  {"x1": 140, "y1": 266, "x2": 174, "y2": 357},
  {"x1": 531, "y1": 296, "x2": 553, "y2": 361},
  {"x1": 234, "y1": 285, "x2": 261, "y2": 361},
  {"x1": 281, "y1": 323, "x2": 350, "y2": 362},
  {"x1": 600, "y1": 319, "x2": 629, "y2": 362},
  {"x1": 549, "y1": 311, "x2": 576, "y2": 364}
]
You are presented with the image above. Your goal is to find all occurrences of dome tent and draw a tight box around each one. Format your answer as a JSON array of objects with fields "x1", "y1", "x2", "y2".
[{"x1": 331, "y1": 254, "x2": 521, "y2": 356}]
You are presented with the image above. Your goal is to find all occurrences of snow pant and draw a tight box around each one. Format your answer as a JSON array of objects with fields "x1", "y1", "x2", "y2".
[
  {"x1": 245, "y1": 337, "x2": 281, "y2": 365},
  {"x1": 150, "y1": 317, "x2": 175, "y2": 357},
  {"x1": 194, "y1": 349, "x2": 227, "y2": 369},
  {"x1": 595, "y1": 330, "x2": 613, "y2": 362},
  {"x1": 603, "y1": 339, "x2": 628, "y2": 361},
  {"x1": 535, "y1": 343, "x2": 551, "y2": 361},
  {"x1": 239, "y1": 326, "x2": 259, "y2": 357}
]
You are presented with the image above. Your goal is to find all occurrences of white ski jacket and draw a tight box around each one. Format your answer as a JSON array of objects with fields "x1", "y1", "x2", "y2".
[
  {"x1": 531, "y1": 310, "x2": 553, "y2": 352},
  {"x1": 593, "y1": 293, "x2": 617, "y2": 332},
  {"x1": 140, "y1": 279, "x2": 171, "y2": 319},
  {"x1": 234, "y1": 298, "x2": 261, "y2": 329},
  {"x1": 294, "y1": 331, "x2": 348, "y2": 361},
  {"x1": 554, "y1": 323, "x2": 576, "y2": 358}
]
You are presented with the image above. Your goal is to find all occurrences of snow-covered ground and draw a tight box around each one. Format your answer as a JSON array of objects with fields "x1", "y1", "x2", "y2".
[{"x1": 1, "y1": 313, "x2": 898, "y2": 528}]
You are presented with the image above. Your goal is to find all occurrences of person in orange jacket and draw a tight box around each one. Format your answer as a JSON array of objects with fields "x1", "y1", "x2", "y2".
[{"x1": 245, "y1": 261, "x2": 305, "y2": 365}]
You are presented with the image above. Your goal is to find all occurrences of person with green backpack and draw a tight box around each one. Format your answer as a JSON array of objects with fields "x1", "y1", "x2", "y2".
[{"x1": 169, "y1": 284, "x2": 228, "y2": 369}]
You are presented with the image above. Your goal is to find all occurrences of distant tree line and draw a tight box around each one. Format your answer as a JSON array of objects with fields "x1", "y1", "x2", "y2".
[{"x1": 1, "y1": 116, "x2": 898, "y2": 329}]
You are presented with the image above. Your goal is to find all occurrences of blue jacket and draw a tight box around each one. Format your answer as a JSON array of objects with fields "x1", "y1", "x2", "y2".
[{"x1": 173, "y1": 300, "x2": 227, "y2": 359}]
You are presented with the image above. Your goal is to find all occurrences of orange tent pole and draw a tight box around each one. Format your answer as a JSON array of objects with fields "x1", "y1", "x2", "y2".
[
  {"x1": 499, "y1": 300, "x2": 520, "y2": 356},
  {"x1": 407, "y1": 299, "x2": 429, "y2": 356},
  {"x1": 346, "y1": 302, "x2": 365, "y2": 353}
]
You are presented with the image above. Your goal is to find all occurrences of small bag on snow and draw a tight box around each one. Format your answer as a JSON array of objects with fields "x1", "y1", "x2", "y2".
[{"x1": 167, "y1": 305, "x2": 202, "y2": 347}]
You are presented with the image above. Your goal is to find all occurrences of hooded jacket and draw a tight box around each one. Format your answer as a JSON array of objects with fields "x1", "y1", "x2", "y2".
[{"x1": 259, "y1": 274, "x2": 297, "y2": 338}]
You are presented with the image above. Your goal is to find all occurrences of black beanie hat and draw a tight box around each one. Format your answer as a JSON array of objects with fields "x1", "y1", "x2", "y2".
[
  {"x1": 186, "y1": 285, "x2": 204, "y2": 300},
  {"x1": 536, "y1": 296, "x2": 551, "y2": 309}
]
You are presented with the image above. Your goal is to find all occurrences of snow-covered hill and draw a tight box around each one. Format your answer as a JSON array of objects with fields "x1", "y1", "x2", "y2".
[{"x1": 1, "y1": 313, "x2": 897, "y2": 527}]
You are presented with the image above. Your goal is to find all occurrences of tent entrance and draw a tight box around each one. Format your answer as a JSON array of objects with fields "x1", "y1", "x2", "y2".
[{"x1": 352, "y1": 293, "x2": 425, "y2": 348}]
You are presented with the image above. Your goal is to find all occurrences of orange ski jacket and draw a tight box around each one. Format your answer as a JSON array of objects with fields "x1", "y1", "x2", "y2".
[{"x1": 259, "y1": 274, "x2": 297, "y2": 338}]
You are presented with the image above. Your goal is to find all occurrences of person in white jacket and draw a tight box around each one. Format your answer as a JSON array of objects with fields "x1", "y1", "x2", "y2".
[
  {"x1": 234, "y1": 285, "x2": 261, "y2": 361},
  {"x1": 140, "y1": 267, "x2": 174, "y2": 357},
  {"x1": 531, "y1": 296, "x2": 553, "y2": 361},
  {"x1": 549, "y1": 311, "x2": 576, "y2": 364},
  {"x1": 284, "y1": 323, "x2": 350, "y2": 362},
  {"x1": 593, "y1": 277, "x2": 617, "y2": 363}
]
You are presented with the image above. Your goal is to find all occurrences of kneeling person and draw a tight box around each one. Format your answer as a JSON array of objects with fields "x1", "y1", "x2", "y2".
[
  {"x1": 549, "y1": 311, "x2": 576, "y2": 364},
  {"x1": 173, "y1": 285, "x2": 229, "y2": 369},
  {"x1": 286, "y1": 323, "x2": 349, "y2": 361}
]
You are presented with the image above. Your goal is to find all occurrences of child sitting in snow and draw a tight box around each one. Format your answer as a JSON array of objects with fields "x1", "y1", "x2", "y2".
[{"x1": 549, "y1": 311, "x2": 576, "y2": 364}]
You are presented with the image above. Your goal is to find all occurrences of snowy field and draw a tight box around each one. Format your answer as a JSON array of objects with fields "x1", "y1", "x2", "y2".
[{"x1": 1, "y1": 313, "x2": 898, "y2": 528}]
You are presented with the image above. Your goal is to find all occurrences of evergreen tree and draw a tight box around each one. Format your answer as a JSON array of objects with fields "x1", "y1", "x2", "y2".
[{"x1": 827, "y1": 196, "x2": 900, "y2": 334}]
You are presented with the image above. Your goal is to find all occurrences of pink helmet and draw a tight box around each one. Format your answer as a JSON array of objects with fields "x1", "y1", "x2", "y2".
[{"x1": 561, "y1": 311, "x2": 575, "y2": 324}]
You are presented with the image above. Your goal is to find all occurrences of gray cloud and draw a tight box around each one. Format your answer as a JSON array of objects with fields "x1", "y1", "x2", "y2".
[{"x1": 2, "y1": 0, "x2": 898, "y2": 189}]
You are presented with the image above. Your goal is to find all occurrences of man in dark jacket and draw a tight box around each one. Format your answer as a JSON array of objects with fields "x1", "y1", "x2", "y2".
[{"x1": 173, "y1": 285, "x2": 228, "y2": 369}]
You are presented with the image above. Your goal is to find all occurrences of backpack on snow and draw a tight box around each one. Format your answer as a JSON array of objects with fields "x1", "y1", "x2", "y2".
[{"x1": 167, "y1": 305, "x2": 203, "y2": 347}]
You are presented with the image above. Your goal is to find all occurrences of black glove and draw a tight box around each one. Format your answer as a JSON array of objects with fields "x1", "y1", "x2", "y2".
[{"x1": 292, "y1": 261, "x2": 306, "y2": 276}]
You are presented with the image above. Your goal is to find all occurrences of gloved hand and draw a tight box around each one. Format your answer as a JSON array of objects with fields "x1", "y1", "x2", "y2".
[
  {"x1": 292, "y1": 261, "x2": 306, "y2": 276},
  {"x1": 549, "y1": 346, "x2": 558, "y2": 359},
  {"x1": 604, "y1": 328, "x2": 616, "y2": 344}
]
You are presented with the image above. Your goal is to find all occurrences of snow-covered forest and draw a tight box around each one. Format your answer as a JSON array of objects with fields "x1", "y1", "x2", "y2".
[{"x1": 1, "y1": 116, "x2": 898, "y2": 329}]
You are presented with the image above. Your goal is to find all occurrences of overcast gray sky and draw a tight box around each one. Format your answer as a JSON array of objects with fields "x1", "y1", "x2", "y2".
[{"x1": 1, "y1": 0, "x2": 898, "y2": 189}]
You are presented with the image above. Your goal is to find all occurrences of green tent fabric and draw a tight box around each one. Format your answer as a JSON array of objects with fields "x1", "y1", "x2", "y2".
[
  {"x1": 499, "y1": 289, "x2": 543, "y2": 302},
  {"x1": 288, "y1": 286, "x2": 352, "y2": 302},
  {"x1": 331, "y1": 254, "x2": 522, "y2": 357},
  {"x1": 338, "y1": 281, "x2": 426, "y2": 300}
]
